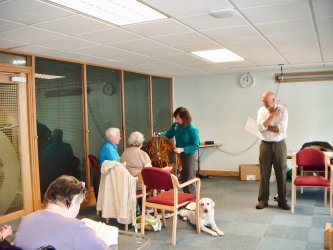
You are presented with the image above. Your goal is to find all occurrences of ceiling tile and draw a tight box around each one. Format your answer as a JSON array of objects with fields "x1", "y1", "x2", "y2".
[
  {"x1": 0, "y1": 26, "x2": 67, "y2": 44},
  {"x1": 179, "y1": 13, "x2": 247, "y2": 31},
  {"x1": 142, "y1": 0, "x2": 231, "y2": 17},
  {"x1": 0, "y1": 18, "x2": 25, "y2": 33},
  {"x1": 312, "y1": 0, "x2": 333, "y2": 18},
  {"x1": 37, "y1": 37, "x2": 98, "y2": 51},
  {"x1": 134, "y1": 46, "x2": 182, "y2": 56},
  {"x1": 172, "y1": 41, "x2": 222, "y2": 53},
  {"x1": 110, "y1": 38, "x2": 163, "y2": 51},
  {"x1": 14, "y1": 45, "x2": 63, "y2": 55},
  {"x1": 0, "y1": 38, "x2": 26, "y2": 49},
  {"x1": 255, "y1": 19, "x2": 313, "y2": 36},
  {"x1": 240, "y1": 1, "x2": 310, "y2": 24},
  {"x1": 77, "y1": 28, "x2": 141, "y2": 44},
  {"x1": 152, "y1": 32, "x2": 212, "y2": 47},
  {"x1": 232, "y1": 0, "x2": 303, "y2": 9},
  {"x1": 34, "y1": 14, "x2": 113, "y2": 36},
  {"x1": 316, "y1": 17, "x2": 333, "y2": 31},
  {"x1": 123, "y1": 18, "x2": 192, "y2": 37},
  {"x1": 73, "y1": 45, "x2": 124, "y2": 58},
  {"x1": 201, "y1": 26, "x2": 258, "y2": 43},
  {"x1": 156, "y1": 52, "x2": 209, "y2": 66},
  {"x1": 0, "y1": 0, "x2": 73, "y2": 25}
]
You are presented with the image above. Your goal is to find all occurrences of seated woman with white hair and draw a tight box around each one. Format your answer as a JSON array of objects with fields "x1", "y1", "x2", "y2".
[{"x1": 121, "y1": 131, "x2": 171, "y2": 181}]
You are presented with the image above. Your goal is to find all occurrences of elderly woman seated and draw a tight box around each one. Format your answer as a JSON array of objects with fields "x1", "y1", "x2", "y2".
[
  {"x1": 15, "y1": 175, "x2": 108, "y2": 250},
  {"x1": 121, "y1": 131, "x2": 171, "y2": 181}
]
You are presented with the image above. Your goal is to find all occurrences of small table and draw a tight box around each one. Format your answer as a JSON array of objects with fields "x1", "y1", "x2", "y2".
[
  {"x1": 197, "y1": 143, "x2": 223, "y2": 178},
  {"x1": 110, "y1": 230, "x2": 150, "y2": 250}
]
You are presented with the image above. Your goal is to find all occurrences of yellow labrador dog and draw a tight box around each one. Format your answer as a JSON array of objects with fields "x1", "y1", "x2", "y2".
[{"x1": 179, "y1": 197, "x2": 224, "y2": 237}]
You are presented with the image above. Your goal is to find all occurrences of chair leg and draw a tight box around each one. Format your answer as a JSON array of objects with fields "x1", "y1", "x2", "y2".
[
  {"x1": 300, "y1": 168, "x2": 303, "y2": 194},
  {"x1": 329, "y1": 189, "x2": 333, "y2": 215},
  {"x1": 161, "y1": 210, "x2": 167, "y2": 227},
  {"x1": 106, "y1": 218, "x2": 109, "y2": 224},
  {"x1": 141, "y1": 202, "x2": 146, "y2": 235},
  {"x1": 125, "y1": 224, "x2": 129, "y2": 231},
  {"x1": 172, "y1": 208, "x2": 178, "y2": 245},
  {"x1": 291, "y1": 185, "x2": 295, "y2": 214},
  {"x1": 325, "y1": 187, "x2": 328, "y2": 207},
  {"x1": 195, "y1": 200, "x2": 200, "y2": 233}
]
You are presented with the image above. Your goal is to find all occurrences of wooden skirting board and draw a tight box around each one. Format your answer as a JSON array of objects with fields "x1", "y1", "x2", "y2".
[{"x1": 200, "y1": 170, "x2": 239, "y2": 177}]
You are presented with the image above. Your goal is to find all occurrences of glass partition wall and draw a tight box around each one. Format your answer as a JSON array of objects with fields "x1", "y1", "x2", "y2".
[{"x1": 0, "y1": 51, "x2": 172, "y2": 222}]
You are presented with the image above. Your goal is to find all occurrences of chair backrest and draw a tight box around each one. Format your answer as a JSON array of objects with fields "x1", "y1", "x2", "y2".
[
  {"x1": 141, "y1": 167, "x2": 173, "y2": 190},
  {"x1": 296, "y1": 148, "x2": 326, "y2": 169},
  {"x1": 88, "y1": 154, "x2": 99, "y2": 168}
]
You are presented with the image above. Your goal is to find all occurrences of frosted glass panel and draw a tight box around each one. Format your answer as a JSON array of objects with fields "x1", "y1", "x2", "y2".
[
  {"x1": 152, "y1": 77, "x2": 172, "y2": 132},
  {"x1": 124, "y1": 72, "x2": 150, "y2": 147},
  {"x1": 35, "y1": 58, "x2": 85, "y2": 196},
  {"x1": 87, "y1": 66, "x2": 122, "y2": 155}
]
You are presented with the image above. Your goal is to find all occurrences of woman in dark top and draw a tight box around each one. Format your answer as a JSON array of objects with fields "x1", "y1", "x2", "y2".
[{"x1": 161, "y1": 107, "x2": 200, "y2": 194}]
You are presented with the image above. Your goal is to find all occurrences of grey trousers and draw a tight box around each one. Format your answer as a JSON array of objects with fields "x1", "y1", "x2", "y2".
[
  {"x1": 258, "y1": 140, "x2": 287, "y2": 203},
  {"x1": 180, "y1": 152, "x2": 197, "y2": 194}
]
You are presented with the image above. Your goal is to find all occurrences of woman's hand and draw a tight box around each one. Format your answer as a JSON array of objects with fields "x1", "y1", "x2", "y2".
[
  {"x1": 0, "y1": 225, "x2": 12, "y2": 240},
  {"x1": 174, "y1": 148, "x2": 184, "y2": 154}
]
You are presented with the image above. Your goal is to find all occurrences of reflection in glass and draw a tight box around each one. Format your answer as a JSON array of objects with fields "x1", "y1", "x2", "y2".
[
  {"x1": 35, "y1": 58, "x2": 85, "y2": 196},
  {"x1": 152, "y1": 77, "x2": 172, "y2": 132},
  {"x1": 0, "y1": 83, "x2": 24, "y2": 215},
  {"x1": 124, "y1": 72, "x2": 150, "y2": 147}
]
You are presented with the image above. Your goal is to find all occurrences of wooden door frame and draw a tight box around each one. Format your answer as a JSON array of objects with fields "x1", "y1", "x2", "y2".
[{"x1": 0, "y1": 63, "x2": 38, "y2": 223}]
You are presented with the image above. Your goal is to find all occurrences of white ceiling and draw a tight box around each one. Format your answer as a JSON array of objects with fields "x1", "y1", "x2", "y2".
[{"x1": 0, "y1": 0, "x2": 332, "y2": 77}]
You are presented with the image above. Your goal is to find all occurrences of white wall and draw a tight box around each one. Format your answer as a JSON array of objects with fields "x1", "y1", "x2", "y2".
[{"x1": 174, "y1": 67, "x2": 333, "y2": 172}]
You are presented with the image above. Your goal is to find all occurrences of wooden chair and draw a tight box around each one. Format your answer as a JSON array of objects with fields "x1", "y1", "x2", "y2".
[
  {"x1": 291, "y1": 148, "x2": 332, "y2": 215},
  {"x1": 325, "y1": 223, "x2": 333, "y2": 250},
  {"x1": 139, "y1": 167, "x2": 201, "y2": 245}
]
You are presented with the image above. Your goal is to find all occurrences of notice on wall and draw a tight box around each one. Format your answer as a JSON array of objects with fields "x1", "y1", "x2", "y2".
[{"x1": 245, "y1": 117, "x2": 265, "y2": 140}]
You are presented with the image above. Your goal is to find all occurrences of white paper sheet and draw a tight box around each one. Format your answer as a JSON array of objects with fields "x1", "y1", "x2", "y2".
[{"x1": 245, "y1": 117, "x2": 265, "y2": 140}]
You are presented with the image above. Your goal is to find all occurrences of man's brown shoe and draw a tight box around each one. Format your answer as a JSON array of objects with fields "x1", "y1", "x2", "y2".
[
  {"x1": 256, "y1": 201, "x2": 268, "y2": 209},
  {"x1": 278, "y1": 202, "x2": 290, "y2": 210}
]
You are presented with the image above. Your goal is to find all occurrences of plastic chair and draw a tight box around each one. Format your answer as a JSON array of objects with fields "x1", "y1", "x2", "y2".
[
  {"x1": 291, "y1": 148, "x2": 332, "y2": 215},
  {"x1": 139, "y1": 167, "x2": 201, "y2": 245}
]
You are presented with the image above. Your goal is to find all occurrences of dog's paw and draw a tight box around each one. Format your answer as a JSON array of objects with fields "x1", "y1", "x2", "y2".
[
  {"x1": 210, "y1": 231, "x2": 218, "y2": 237},
  {"x1": 217, "y1": 230, "x2": 224, "y2": 236}
]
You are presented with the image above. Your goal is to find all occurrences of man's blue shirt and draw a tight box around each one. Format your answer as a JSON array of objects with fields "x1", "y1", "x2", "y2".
[{"x1": 98, "y1": 140, "x2": 120, "y2": 165}]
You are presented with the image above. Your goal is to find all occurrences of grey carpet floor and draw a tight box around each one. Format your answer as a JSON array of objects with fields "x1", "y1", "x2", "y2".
[
  {"x1": 78, "y1": 176, "x2": 333, "y2": 250},
  {"x1": 6, "y1": 176, "x2": 333, "y2": 249}
]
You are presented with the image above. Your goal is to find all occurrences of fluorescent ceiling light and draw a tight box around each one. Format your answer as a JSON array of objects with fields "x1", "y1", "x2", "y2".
[
  {"x1": 43, "y1": 0, "x2": 167, "y2": 25},
  {"x1": 35, "y1": 73, "x2": 66, "y2": 79},
  {"x1": 192, "y1": 49, "x2": 244, "y2": 63}
]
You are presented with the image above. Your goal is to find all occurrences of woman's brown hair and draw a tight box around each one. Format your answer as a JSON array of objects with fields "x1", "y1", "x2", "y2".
[
  {"x1": 43, "y1": 175, "x2": 86, "y2": 208},
  {"x1": 173, "y1": 107, "x2": 192, "y2": 126}
]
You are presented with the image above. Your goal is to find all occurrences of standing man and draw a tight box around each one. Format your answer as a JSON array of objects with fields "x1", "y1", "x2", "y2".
[
  {"x1": 256, "y1": 91, "x2": 290, "y2": 210},
  {"x1": 98, "y1": 127, "x2": 121, "y2": 166},
  {"x1": 160, "y1": 107, "x2": 200, "y2": 194}
]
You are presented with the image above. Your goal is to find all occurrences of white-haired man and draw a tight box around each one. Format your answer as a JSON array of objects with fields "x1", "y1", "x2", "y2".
[{"x1": 98, "y1": 127, "x2": 121, "y2": 166}]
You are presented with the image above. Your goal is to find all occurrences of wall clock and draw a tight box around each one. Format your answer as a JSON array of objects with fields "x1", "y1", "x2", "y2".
[
  {"x1": 102, "y1": 83, "x2": 114, "y2": 96},
  {"x1": 240, "y1": 73, "x2": 255, "y2": 88}
]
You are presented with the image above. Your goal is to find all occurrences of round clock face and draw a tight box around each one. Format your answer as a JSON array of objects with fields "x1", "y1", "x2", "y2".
[
  {"x1": 240, "y1": 73, "x2": 255, "y2": 88},
  {"x1": 102, "y1": 83, "x2": 114, "y2": 96}
]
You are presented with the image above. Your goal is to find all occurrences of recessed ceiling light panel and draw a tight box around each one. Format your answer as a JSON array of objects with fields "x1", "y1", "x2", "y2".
[
  {"x1": 192, "y1": 49, "x2": 244, "y2": 63},
  {"x1": 43, "y1": 0, "x2": 167, "y2": 25}
]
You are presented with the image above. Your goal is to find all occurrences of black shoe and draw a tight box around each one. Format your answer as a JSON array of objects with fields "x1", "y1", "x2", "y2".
[
  {"x1": 256, "y1": 201, "x2": 268, "y2": 209},
  {"x1": 278, "y1": 201, "x2": 290, "y2": 210}
]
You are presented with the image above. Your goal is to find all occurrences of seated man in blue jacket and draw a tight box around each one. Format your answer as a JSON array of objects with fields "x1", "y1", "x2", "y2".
[{"x1": 98, "y1": 127, "x2": 121, "y2": 166}]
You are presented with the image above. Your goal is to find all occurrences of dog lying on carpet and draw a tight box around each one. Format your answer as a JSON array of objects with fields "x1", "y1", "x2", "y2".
[{"x1": 179, "y1": 197, "x2": 224, "y2": 237}]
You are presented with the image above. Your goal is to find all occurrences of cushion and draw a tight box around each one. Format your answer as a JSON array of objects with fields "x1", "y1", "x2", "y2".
[
  {"x1": 141, "y1": 167, "x2": 173, "y2": 190},
  {"x1": 297, "y1": 148, "x2": 325, "y2": 168},
  {"x1": 294, "y1": 176, "x2": 330, "y2": 187},
  {"x1": 146, "y1": 191, "x2": 196, "y2": 206}
]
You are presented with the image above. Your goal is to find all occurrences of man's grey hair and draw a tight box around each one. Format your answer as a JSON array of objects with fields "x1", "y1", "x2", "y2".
[
  {"x1": 105, "y1": 127, "x2": 120, "y2": 139},
  {"x1": 128, "y1": 131, "x2": 145, "y2": 147}
]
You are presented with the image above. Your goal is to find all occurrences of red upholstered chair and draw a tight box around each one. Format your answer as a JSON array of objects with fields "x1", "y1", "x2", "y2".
[
  {"x1": 88, "y1": 154, "x2": 100, "y2": 201},
  {"x1": 139, "y1": 167, "x2": 201, "y2": 245},
  {"x1": 291, "y1": 148, "x2": 332, "y2": 215}
]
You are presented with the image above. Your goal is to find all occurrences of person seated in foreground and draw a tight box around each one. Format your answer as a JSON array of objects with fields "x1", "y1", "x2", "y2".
[
  {"x1": 14, "y1": 175, "x2": 108, "y2": 250},
  {"x1": 121, "y1": 131, "x2": 172, "y2": 181},
  {"x1": 98, "y1": 127, "x2": 121, "y2": 166},
  {"x1": 0, "y1": 225, "x2": 22, "y2": 250}
]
